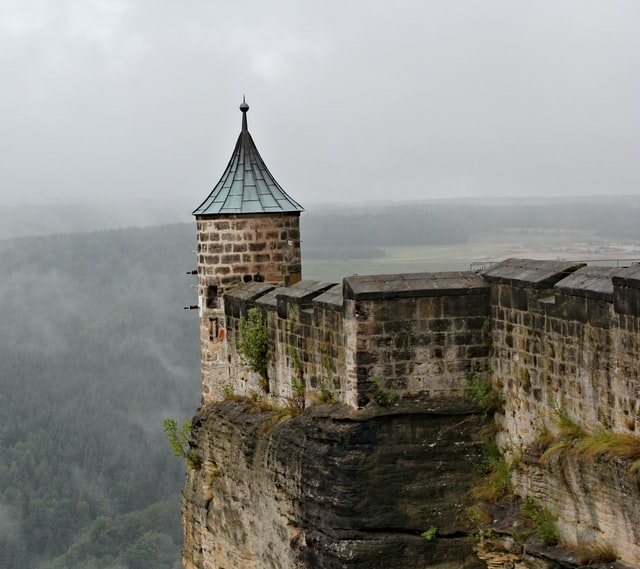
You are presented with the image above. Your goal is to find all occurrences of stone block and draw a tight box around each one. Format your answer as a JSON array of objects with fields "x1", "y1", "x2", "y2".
[
  {"x1": 221, "y1": 254, "x2": 241, "y2": 264},
  {"x1": 614, "y1": 286, "x2": 640, "y2": 317},
  {"x1": 429, "y1": 318, "x2": 451, "y2": 332},
  {"x1": 442, "y1": 292, "x2": 490, "y2": 316},
  {"x1": 417, "y1": 296, "x2": 443, "y2": 319}
]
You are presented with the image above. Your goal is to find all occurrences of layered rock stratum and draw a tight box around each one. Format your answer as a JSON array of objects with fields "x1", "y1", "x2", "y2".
[{"x1": 182, "y1": 398, "x2": 485, "y2": 569}]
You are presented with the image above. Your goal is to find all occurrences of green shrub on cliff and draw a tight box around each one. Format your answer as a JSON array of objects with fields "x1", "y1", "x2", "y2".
[
  {"x1": 521, "y1": 497, "x2": 559, "y2": 546},
  {"x1": 421, "y1": 526, "x2": 438, "y2": 541},
  {"x1": 237, "y1": 307, "x2": 270, "y2": 389},
  {"x1": 472, "y1": 448, "x2": 513, "y2": 503},
  {"x1": 162, "y1": 418, "x2": 201, "y2": 469}
]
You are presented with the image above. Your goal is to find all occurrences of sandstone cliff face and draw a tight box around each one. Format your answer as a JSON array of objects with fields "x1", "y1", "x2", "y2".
[
  {"x1": 513, "y1": 449, "x2": 640, "y2": 565},
  {"x1": 182, "y1": 398, "x2": 486, "y2": 569}
]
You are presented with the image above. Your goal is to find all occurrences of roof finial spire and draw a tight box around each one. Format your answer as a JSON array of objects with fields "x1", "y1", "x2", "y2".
[{"x1": 240, "y1": 96, "x2": 249, "y2": 132}]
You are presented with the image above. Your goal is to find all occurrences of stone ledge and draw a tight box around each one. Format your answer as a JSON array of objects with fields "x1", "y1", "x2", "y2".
[
  {"x1": 483, "y1": 258, "x2": 585, "y2": 288},
  {"x1": 275, "y1": 279, "x2": 336, "y2": 304},
  {"x1": 343, "y1": 272, "x2": 489, "y2": 300},
  {"x1": 612, "y1": 264, "x2": 640, "y2": 289},
  {"x1": 554, "y1": 266, "x2": 618, "y2": 301},
  {"x1": 312, "y1": 283, "x2": 343, "y2": 310}
]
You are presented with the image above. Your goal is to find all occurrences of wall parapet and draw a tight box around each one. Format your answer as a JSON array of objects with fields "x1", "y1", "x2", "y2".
[
  {"x1": 217, "y1": 260, "x2": 640, "y2": 425},
  {"x1": 223, "y1": 271, "x2": 492, "y2": 407}
]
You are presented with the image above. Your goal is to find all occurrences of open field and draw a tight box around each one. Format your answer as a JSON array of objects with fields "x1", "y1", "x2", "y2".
[{"x1": 303, "y1": 229, "x2": 640, "y2": 282}]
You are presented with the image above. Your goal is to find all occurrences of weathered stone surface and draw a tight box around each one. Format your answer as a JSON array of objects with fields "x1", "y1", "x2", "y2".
[
  {"x1": 483, "y1": 258, "x2": 585, "y2": 288},
  {"x1": 182, "y1": 399, "x2": 486, "y2": 569},
  {"x1": 343, "y1": 271, "x2": 489, "y2": 300},
  {"x1": 196, "y1": 212, "x2": 302, "y2": 403},
  {"x1": 512, "y1": 451, "x2": 640, "y2": 566}
]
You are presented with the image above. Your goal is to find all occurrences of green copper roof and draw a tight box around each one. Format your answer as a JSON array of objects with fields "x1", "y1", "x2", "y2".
[{"x1": 193, "y1": 99, "x2": 304, "y2": 216}]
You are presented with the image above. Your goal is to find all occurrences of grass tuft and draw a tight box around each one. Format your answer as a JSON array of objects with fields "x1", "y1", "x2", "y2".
[
  {"x1": 521, "y1": 498, "x2": 559, "y2": 546},
  {"x1": 577, "y1": 541, "x2": 617, "y2": 564}
]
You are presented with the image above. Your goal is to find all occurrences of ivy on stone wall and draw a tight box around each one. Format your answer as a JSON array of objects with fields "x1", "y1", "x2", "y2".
[{"x1": 237, "y1": 307, "x2": 270, "y2": 389}]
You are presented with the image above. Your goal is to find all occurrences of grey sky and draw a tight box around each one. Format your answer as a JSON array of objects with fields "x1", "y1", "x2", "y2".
[{"x1": 2, "y1": 0, "x2": 639, "y2": 208}]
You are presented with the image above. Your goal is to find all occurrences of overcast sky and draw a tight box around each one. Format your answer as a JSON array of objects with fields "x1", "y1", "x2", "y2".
[{"x1": 2, "y1": 0, "x2": 639, "y2": 209}]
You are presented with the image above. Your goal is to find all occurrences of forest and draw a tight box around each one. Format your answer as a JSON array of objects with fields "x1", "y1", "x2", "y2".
[
  {"x1": 1, "y1": 195, "x2": 640, "y2": 568},
  {"x1": 0, "y1": 224, "x2": 201, "y2": 569}
]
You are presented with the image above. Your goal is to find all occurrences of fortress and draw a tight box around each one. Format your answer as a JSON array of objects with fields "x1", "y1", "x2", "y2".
[{"x1": 183, "y1": 101, "x2": 640, "y2": 569}]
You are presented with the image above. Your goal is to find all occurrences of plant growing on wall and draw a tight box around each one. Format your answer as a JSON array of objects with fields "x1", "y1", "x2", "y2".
[
  {"x1": 371, "y1": 377, "x2": 397, "y2": 406},
  {"x1": 465, "y1": 372, "x2": 503, "y2": 415},
  {"x1": 162, "y1": 418, "x2": 201, "y2": 469},
  {"x1": 237, "y1": 307, "x2": 270, "y2": 390},
  {"x1": 290, "y1": 376, "x2": 305, "y2": 410},
  {"x1": 288, "y1": 344, "x2": 303, "y2": 377},
  {"x1": 576, "y1": 540, "x2": 617, "y2": 564},
  {"x1": 317, "y1": 357, "x2": 338, "y2": 404},
  {"x1": 541, "y1": 409, "x2": 640, "y2": 475}
]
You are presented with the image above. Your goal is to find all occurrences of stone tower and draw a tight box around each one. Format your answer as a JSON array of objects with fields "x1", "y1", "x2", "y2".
[{"x1": 193, "y1": 99, "x2": 304, "y2": 401}]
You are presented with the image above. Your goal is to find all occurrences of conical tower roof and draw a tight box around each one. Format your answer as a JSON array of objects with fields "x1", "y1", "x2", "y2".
[{"x1": 193, "y1": 99, "x2": 304, "y2": 216}]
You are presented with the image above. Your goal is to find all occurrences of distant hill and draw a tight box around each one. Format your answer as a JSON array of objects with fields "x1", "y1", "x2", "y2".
[{"x1": 3, "y1": 195, "x2": 640, "y2": 242}]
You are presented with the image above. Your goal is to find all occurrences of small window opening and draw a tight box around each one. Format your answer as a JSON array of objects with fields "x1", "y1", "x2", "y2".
[{"x1": 209, "y1": 317, "x2": 219, "y2": 341}]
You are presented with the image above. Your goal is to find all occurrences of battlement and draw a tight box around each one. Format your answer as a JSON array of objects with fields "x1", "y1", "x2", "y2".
[
  {"x1": 220, "y1": 271, "x2": 491, "y2": 407},
  {"x1": 209, "y1": 259, "x2": 640, "y2": 442}
]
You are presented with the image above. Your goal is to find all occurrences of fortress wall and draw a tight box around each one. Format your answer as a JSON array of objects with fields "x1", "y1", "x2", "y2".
[
  {"x1": 224, "y1": 280, "x2": 348, "y2": 403},
  {"x1": 486, "y1": 260, "x2": 640, "y2": 451},
  {"x1": 216, "y1": 260, "x2": 640, "y2": 424},
  {"x1": 262, "y1": 281, "x2": 345, "y2": 404},
  {"x1": 486, "y1": 260, "x2": 640, "y2": 565},
  {"x1": 343, "y1": 273, "x2": 491, "y2": 406},
  {"x1": 612, "y1": 265, "x2": 640, "y2": 427},
  {"x1": 223, "y1": 273, "x2": 491, "y2": 407},
  {"x1": 311, "y1": 286, "x2": 349, "y2": 399},
  {"x1": 196, "y1": 258, "x2": 640, "y2": 566}
]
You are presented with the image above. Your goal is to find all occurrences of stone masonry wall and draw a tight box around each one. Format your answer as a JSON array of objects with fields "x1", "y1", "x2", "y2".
[
  {"x1": 195, "y1": 213, "x2": 301, "y2": 291},
  {"x1": 196, "y1": 212, "x2": 301, "y2": 402},
  {"x1": 224, "y1": 280, "x2": 347, "y2": 402},
  {"x1": 342, "y1": 273, "x2": 491, "y2": 407},
  {"x1": 485, "y1": 259, "x2": 640, "y2": 449},
  {"x1": 485, "y1": 259, "x2": 640, "y2": 565},
  {"x1": 223, "y1": 272, "x2": 492, "y2": 408}
]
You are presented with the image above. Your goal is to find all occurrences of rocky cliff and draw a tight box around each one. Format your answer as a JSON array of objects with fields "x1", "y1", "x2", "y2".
[{"x1": 182, "y1": 398, "x2": 486, "y2": 569}]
